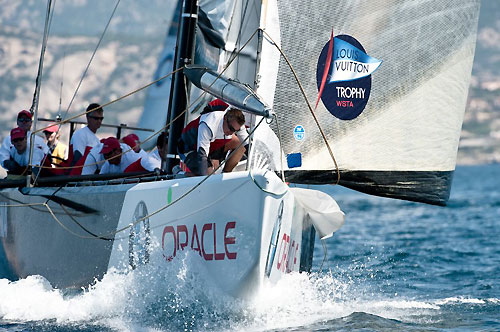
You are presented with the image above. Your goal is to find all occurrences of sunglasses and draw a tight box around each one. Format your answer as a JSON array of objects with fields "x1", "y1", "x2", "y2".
[
  {"x1": 17, "y1": 118, "x2": 32, "y2": 123},
  {"x1": 12, "y1": 137, "x2": 26, "y2": 143},
  {"x1": 89, "y1": 116, "x2": 104, "y2": 121}
]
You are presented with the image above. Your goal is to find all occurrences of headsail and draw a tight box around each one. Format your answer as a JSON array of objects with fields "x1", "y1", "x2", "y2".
[{"x1": 251, "y1": 0, "x2": 481, "y2": 205}]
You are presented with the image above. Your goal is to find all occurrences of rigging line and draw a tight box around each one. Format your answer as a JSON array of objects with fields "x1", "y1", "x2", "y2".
[
  {"x1": 58, "y1": 48, "x2": 66, "y2": 118},
  {"x1": 225, "y1": 0, "x2": 251, "y2": 71},
  {"x1": 43, "y1": 202, "x2": 104, "y2": 240},
  {"x1": 0, "y1": 192, "x2": 53, "y2": 212},
  {"x1": 260, "y1": 29, "x2": 341, "y2": 185},
  {"x1": 62, "y1": 0, "x2": 121, "y2": 120},
  {"x1": 0, "y1": 202, "x2": 46, "y2": 208}
]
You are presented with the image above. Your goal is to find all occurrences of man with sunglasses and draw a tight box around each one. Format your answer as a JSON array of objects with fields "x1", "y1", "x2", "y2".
[
  {"x1": 0, "y1": 110, "x2": 49, "y2": 174},
  {"x1": 178, "y1": 98, "x2": 248, "y2": 176},
  {"x1": 1, "y1": 127, "x2": 45, "y2": 178},
  {"x1": 69, "y1": 103, "x2": 104, "y2": 166}
]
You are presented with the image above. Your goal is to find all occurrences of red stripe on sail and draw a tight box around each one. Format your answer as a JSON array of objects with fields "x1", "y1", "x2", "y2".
[{"x1": 315, "y1": 30, "x2": 334, "y2": 110}]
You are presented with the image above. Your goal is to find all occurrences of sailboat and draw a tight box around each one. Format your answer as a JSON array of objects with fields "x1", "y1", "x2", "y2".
[{"x1": 0, "y1": 0, "x2": 480, "y2": 298}]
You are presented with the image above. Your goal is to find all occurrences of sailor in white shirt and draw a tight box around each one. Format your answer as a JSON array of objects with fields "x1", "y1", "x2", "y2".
[
  {"x1": 69, "y1": 103, "x2": 103, "y2": 164},
  {"x1": 178, "y1": 99, "x2": 248, "y2": 176},
  {"x1": 0, "y1": 110, "x2": 48, "y2": 171},
  {"x1": 2, "y1": 127, "x2": 45, "y2": 176},
  {"x1": 99, "y1": 137, "x2": 141, "y2": 174}
]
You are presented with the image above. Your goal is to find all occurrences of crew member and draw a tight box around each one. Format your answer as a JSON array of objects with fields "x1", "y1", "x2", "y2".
[
  {"x1": 99, "y1": 137, "x2": 141, "y2": 174},
  {"x1": 177, "y1": 99, "x2": 248, "y2": 176},
  {"x1": 122, "y1": 133, "x2": 147, "y2": 159},
  {"x1": 124, "y1": 132, "x2": 167, "y2": 173},
  {"x1": 0, "y1": 110, "x2": 49, "y2": 172},
  {"x1": 43, "y1": 124, "x2": 67, "y2": 165},
  {"x1": 2, "y1": 127, "x2": 45, "y2": 178},
  {"x1": 69, "y1": 103, "x2": 104, "y2": 165}
]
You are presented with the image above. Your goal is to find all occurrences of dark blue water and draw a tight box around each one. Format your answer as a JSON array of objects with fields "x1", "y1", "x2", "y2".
[{"x1": 1, "y1": 165, "x2": 499, "y2": 331}]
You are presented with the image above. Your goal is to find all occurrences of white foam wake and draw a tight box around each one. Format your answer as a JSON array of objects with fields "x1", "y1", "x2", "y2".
[{"x1": 0, "y1": 256, "x2": 497, "y2": 331}]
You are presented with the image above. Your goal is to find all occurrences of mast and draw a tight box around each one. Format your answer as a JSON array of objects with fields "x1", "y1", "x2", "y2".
[
  {"x1": 27, "y1": 0, "x2": 53, "y2": 187},
  {"x1": 163, "y1": 0, "x2": 199, "y2": 174}
]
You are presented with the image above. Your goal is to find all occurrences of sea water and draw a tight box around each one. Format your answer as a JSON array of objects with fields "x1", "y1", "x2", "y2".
[{"x1": 0, "y1": 165, "x2": 498, "y2": 331}]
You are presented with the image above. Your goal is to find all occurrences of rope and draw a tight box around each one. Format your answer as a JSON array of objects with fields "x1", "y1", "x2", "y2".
[{"x1": 260, "y1": 29, "x2": 340, "y2": 185}]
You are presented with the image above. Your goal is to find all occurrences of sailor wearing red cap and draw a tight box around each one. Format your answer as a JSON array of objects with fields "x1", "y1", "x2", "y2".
[
  {"x1": 43, "y1": 124, "x2": 67, "y2": 165},
  {"x1": 0, "y1": 110, "x2": 49, "y2": 172},
  {"x1": 98, "y1": 137, "x2": 141, "y2": 174},
  {"x1": 2, "y1": 127, "x2": 46, "y2": 176},
  {"x1": 121, "y1": 133, "x2": 147, "y2": 159}
]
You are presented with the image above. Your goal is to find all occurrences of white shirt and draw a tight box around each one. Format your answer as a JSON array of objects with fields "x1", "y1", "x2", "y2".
[
  {"x1": 100, "y1": 143, "x2": 141, "y2": 174},
  {"x1": 137, "y1": 149, "x2": 148, "y2": 159},
  {"x1": 8, "y1": 144, "x2": 45, "y2": 167},
  {"x1": 81, "y1": 143, "x2": 104, "y2": 175},
  {"x1": 140, "y1": 149, "x2": 161, "y2": 171},
  {"x1": 70, "y1": 126, "x2": 100, "y2": 156},
  {"x1": 197, "y1": 110, "x2": 248, "y2": 154},
  {"x1": 0, "y1": 132, "x2": 48, "y2": 168}
]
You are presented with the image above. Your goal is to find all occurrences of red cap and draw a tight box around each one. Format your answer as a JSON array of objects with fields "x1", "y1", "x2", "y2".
[
  {"x1": 10, "y1": 127, "x2": 26, "y2": 141},
  {"x1": 17, "y1": 110, "x2": 32, "y2": 119},
  {"x1": 122, "y1": 133, "x2": 139, "y2": 148},
  {"x1": 100, "y1": 137, "x2": 121, "y2": 154},
  {"x1": 43, "y1": 124, "x2": 59, "y2": 133}
]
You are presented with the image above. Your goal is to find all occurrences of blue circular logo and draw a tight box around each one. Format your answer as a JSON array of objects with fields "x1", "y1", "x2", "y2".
[
  {"x1": 316, "y1": 34, "x2": 380, "y2": 120},
  {"x1": 293, "y1": 125, "x2": 305, "y2": 141}
]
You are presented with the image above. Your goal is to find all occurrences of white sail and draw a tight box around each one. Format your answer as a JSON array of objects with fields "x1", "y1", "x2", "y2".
[{"x1": 251, "y1": 0, "x2": 481, "y2": 205}]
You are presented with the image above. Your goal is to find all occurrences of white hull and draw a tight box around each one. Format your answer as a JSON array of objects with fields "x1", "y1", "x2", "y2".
[{"x1": 1, "y1": 170, "x2": 343, "y2": 298}]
